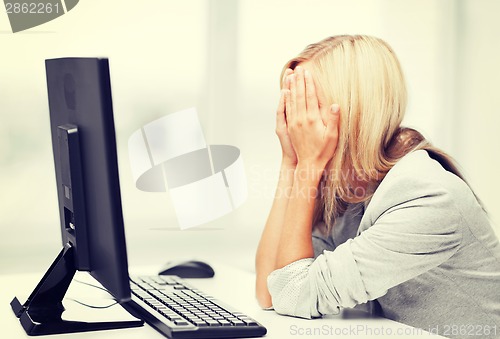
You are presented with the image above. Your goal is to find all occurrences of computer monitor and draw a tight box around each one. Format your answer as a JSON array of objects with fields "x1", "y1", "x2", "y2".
[{"x1": 10, "y1": 57, "x2": 143, "y2": 335}]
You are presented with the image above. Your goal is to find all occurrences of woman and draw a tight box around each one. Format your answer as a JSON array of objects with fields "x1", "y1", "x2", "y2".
[{"x1": 255, "y1": 35, "x2": 500, "y2": 337}]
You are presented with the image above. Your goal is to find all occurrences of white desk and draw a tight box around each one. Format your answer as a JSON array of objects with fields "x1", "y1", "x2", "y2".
[{"x1": 1, "y1": 262, "x2": 443, "y2": 338}]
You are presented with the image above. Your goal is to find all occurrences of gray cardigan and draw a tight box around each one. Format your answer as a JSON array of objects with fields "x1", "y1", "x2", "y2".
[{"x1": 267, "y1": 150, "x2": 500, "y2": 338}]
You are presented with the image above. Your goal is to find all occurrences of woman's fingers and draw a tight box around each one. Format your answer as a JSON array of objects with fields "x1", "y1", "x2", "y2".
[
  {"x1": 276, "y1": 90, "x2": 286, "y2": 126},
  {"x1": 281, "y1": 68, "x2": 293, "y2": 89},
  {"x1": 285, "y1": 86, "x2": 292, "y2": 125},
  {"x1": 304, "y1": 70, "x2": 320, "y2": 115},
  {"x1": 294, "y1": 66, "x2": 306, "y2": 118},
  {"x1": 288, "y1": 74, "x2": 296, "y2": 120},
  {"x1": 325, "y1": 104, "x2": 340, "y2": 141},
  {"x1": 282, "y1": 65, "x2": 340, "y2": 167}
]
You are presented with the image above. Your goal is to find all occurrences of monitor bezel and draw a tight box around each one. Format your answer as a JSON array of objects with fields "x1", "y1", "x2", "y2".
[{"x1": 46, "y1": 57, "x2": 131, "y2": 302}]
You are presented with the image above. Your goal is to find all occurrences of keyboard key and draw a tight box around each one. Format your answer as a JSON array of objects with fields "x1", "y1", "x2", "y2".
[
  {"x1": 151, "y1": 276, "x2": 167, "y2": 285},
  {"x1": 206, "y1": 319, "x2": 221, "y2": 327},
  {"x1": 192, "y1": 320, "x2": 208, "y2": 327},
  {"x1": 219, "y1": 319, "x2": 232, "y2": 326},
  {"x1": 240, "y1": 318, "x2": 259, "y2": 326}
]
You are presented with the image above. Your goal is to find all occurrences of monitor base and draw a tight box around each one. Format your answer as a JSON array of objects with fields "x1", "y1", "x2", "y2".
[{"x1": 10, "y1": 243, "x2": 143, "y2": 336}]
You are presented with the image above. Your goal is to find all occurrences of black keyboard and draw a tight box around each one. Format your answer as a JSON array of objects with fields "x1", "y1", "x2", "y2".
[{"x1": 128, "y1": 275, "x2": 267, "y2": 339}]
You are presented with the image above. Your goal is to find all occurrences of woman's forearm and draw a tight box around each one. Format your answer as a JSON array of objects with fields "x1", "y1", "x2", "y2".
[
  {"x1": 255, "y1": 159, "x2": 295, "y2": 308},
  {"x1": 275, "y1": 164, "x2": 323, "y2": 269},
  {"x1": 257, "y1": 64, "x2": 339, "y2": 308}
]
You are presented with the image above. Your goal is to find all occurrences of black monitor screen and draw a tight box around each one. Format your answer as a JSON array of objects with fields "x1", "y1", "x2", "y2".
[{"x1": 46, "y1": 57, "x2": 131, "y2": 302}]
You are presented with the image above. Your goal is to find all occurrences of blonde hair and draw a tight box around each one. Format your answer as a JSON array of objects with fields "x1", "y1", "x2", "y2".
[{"x1": 281, "y1": 35, "x2": 468, "y2": 231}]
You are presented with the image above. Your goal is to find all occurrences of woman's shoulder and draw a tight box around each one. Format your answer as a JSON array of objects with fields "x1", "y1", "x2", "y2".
[
  {"x1": 386, "y1": 149, "x2": 451, "y2": 180},
  {"x1": 380, "y1": 149, "x2": 468, "y2": 195},
  {"x1": 365, "y1": 150, "x2": 477, "y2": 223}
]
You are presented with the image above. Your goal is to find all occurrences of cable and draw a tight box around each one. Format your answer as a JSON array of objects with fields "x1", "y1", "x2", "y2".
[
  {"x1": 67, "y1": 298, "x2": 118, "y2": 309},
  {"x1": 70, "y1": 278, "x2": 118, "y2": 309},
  {"x1": 73, "y1": 278, "x2": 112, "y2": 294}
]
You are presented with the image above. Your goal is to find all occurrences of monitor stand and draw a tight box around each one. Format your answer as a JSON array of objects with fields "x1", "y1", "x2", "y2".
[{"x1": 10, "y1": 243, "x2": 144, "y2": 336}]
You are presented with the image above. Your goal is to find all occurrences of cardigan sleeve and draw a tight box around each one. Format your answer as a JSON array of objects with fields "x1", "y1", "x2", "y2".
[{"x1": 267, "y1": 183, "x2": 463, "y2": 319}]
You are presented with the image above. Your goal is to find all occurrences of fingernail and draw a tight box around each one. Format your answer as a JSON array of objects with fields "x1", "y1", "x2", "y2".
[{"x1": 331, "y1": 104, "x2": 340, "y2": 114}]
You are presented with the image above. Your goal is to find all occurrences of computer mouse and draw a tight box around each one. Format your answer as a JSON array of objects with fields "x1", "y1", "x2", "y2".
[{"x1": 158, "y1": 260, "x2": 215, "y2": 278}]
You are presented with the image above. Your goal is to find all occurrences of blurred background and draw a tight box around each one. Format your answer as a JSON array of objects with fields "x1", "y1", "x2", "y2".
[{"x1": 1, "y1": 0, "x2": 499, "y2": 275}]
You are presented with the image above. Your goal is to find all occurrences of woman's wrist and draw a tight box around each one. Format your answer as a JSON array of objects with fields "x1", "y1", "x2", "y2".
[
  {"x1": 295, "y1": 161, "x2": 327, "y2": 184},
  {"x1": 281, "y1": 156, "x2": 297, "y2": 169},
  {"x1": 278, "y1": 159, "x2": 296, "y2": 187}
]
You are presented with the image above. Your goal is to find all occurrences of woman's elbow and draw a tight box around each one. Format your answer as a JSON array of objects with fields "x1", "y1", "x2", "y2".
[
  {"x1": 255, "y1": 277, "x2": 273, "y2": 309},
  {"x1": 256, "y1": 292, "x2": 273, "y2": 309},
  {"x1": 271, "y1": 295, "x2": 314, "y2": 319}
]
